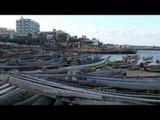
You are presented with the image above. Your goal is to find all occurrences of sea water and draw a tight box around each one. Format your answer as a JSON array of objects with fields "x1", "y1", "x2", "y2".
[{"x1": 102, "y1": 50, "x2": 160, "y2": 62}]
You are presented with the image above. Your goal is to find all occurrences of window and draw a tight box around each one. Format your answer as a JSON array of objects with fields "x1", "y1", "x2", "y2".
[{"x1": 17, "y1": 22, "x2": 20, "y2": 25}]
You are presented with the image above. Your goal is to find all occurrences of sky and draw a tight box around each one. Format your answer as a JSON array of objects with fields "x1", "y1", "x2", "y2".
[{"x1": 0, "y1": 15, "x2": 160, "y2": 46}]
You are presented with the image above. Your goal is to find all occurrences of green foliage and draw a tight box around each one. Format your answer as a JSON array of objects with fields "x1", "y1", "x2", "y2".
[
  {"x1": 0, "y1": 36, "x2": 40, "y2": 45},
  {"x1": 56, "y1": 33, "x2": 67, "y2": 43}
]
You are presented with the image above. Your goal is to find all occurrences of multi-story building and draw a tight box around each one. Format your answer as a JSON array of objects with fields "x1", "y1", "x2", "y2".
[
  {"x1": 66, "y1": 33, "x2": 71, "y2": 41},
  {"x1": 82, "y1": 35, "x2": 87, "y2": 39},
  {"x1": 71, "y1": 35, "x2": 78, "y2": 40},
  {"x1": 38, "y1": 31, "x2": 57, "y2": 46},
  {"x1": 91, "y1": 38, "x2": 99, "y2": 46},
  {"x1": 0, "y1": 27, "x2": 15, "y2": 39},
  {"x1": 16, "y1": 17, "x2": 40, "y2": 36}
]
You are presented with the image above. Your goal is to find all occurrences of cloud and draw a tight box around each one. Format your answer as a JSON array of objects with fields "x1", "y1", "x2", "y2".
[
  {"x1": 81, "y1": 28, "x2": 160, "y2": 46},
  {"x1": 96, "y1": 29, "x2": 160, "y2": 46},
  {"x1": 100, "y1": 29, "x2": 160, "y2": 37}
]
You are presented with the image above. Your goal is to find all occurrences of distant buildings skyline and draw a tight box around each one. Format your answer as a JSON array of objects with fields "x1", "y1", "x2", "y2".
[{"x1": 0, "y1": 15, "x2": 160, "y2": 46}]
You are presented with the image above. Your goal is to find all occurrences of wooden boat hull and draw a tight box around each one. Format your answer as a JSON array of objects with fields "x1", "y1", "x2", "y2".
[
  {"x1": 2, "y1": 73, "x2": 160, "y2": 105},
  {"x1": 145, "y1": 65, "x2": 160, "y2": 72},
  {"x1": 107, "y1": 62, "x2": 137, "y2": 68},
  {"x1": 77, "y1": 74, "x2": 160, "y2": 90},
  {"x1": 65, "y1": 56, "x2": 110, "y2": 71}
]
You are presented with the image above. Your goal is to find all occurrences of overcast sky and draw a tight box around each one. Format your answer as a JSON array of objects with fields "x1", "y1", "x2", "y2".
[{"x1": 0, "y1": 15, "x2": 160, "y2": 46}]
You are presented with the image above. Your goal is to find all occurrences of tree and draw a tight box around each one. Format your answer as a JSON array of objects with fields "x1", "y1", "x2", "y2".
[
  {"x1": 27, "y1": 33, "x2": 32, "y2": 40},
  {"x1": 56, "y1": 33, "x2": 67, "y2": 43}
]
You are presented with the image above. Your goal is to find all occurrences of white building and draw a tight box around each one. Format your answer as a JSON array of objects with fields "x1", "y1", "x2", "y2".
[
  {"x1": 66, "y1": 33, "x2": 71, "y2": 41},
  {"x1": 38, "y1": 31, "x2": 57, "y2": 46},
  {"x1": 16, "y1": 17, "x2": 40, "y2": 36},
  {"x1": 0, "y1": 27, "x2": 15, "y2": 39},
  {"x1": 46, "y1": 34, "x2": 53, "y2": 40},
  {"x1": 91, "y1": 38, "x2": 99, "y2": 46}
]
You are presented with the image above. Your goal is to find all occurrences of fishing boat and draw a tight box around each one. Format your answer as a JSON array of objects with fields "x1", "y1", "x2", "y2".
[
  {"x1": 107, "y1": 55, "x2": 139, "y2": 68},
  {"x1": 144, "y1": 64, "x2": 160, "y2": 72},
  {"x1": 64, "y1": 56, "x2": 110, "y2": 71},
  {"x1": 76, "y1": 72, "x2": 160, "y2": 90},
  {"x1": 0, "y1": 57, "x2": 64, "y2": 71},
  {"x1": 1, "y1": 72, "x2": 160, "y2": 105},
  {"x1": 107, "y1": 61, "x2": 138, "y2": 68},
  {"x1": 0, "y1": 58, "x2": 8, "y2": 63}
]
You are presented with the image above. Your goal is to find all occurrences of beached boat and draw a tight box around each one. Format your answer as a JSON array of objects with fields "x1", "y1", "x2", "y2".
[
  {"x1": 0, "y1": 58, "x2": 8, "y2": 63},
  {"x1": 107, "y1": 55, "x2": 139, "y2": 68},
  {"x1": 64, "y1": 56, "x2": 110, "y2": 71},
  {"x1": 145, "y1": 67, "x2": 160, "y2": 72},
  {"x1": 0, "y1": 57, "x2": 64, "y2": 71},
  {"x1": 1, "y1": 72, "x2": 160, "y2": 105},
  {"x1": 76, "y1": 73, "x2": 160, "y2": 90},
  {"x1": 143, "y1": 63, "x2": 160, "y2": 72},
  {"x1": 107, "y1": 61, "x2": 138, "y2": 68}
]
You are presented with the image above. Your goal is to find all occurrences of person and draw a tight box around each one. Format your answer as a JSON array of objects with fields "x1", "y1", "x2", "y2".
[
  {"x1": 16, "y1": 59, "x2": 19, "y2": 65},
  {"x1": 156, "y1": 59, "x2": 160, "y2": 63},
  {"x1": 67, "y1": 60, "x2": 71, "y2": 66},
  {"x1": 77, "y1": 58, "x2": 81, "y2": 64},
  {"x1": 123, "y1": 72, "x2": 127, "y2": 79},
  {"x1": 67, "y1": 57, "x2": 72, "y2": 66},
  {"x1": 139, "y1": 62, "x2": 144, "y2": 70}
]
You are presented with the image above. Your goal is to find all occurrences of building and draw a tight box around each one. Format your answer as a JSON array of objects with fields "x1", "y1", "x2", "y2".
[
  {"x1": 16, "y1": 17, "x2": 40, "y2": 36},
  {"x1": 66, "y1": 33, "x2": 71, "y2": 41},
  {"x1": 0, "y1": 27, "x2": 15, "y2": 39},
  {"x1": 71, "y1": 36, "x2": 78, "y2": 40},
  {"x1": 91, "y1": 38, "x2": 99, "y2": 46},
  {"x1": 82, "y1": 35, "x2": 87, "y2": 39},
  {"x1": 80, "y1": 38, "x2": 100, "y2": 49},
  {"x1": 38, "y1": 31, "x2": 57, "y2": 46}
]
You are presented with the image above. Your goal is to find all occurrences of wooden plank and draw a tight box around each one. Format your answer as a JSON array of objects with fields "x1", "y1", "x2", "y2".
[
  {"x1": 21, "y1": 70, "x2": 43, "y2": 74},
  {"x1": 0, "y1": 86, "x2": 17, "y2": 96},
  {"x1": 0, "y1": 83, "x2": 11, "y2": 90}
]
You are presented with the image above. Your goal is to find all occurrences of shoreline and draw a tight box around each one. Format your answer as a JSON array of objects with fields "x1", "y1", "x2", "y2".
[
  {"x1": 134, "y1": 48, "x2": 160, "y2": 51},
  {"x1": 71, "y1": 49, "x2": 136, "y2": 54}
]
